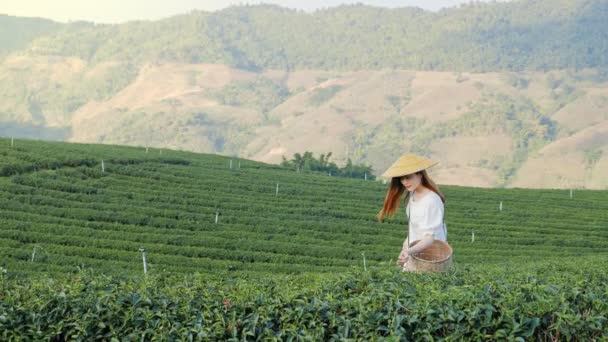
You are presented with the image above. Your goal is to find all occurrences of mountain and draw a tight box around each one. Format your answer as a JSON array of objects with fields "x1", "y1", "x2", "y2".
[
  {"x1": 11, "y1": 0, "x2": 608, "y2": 71},
  {"x1": 0, "y1": 0, "x2": 606, "y2": 189},
  {"x1": 0, "y1": 14, "x2": 62, "y2": 57}
]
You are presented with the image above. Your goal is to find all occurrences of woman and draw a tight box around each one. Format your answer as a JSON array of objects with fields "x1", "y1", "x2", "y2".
[{"x1": 377, "y1": 154, "x2": 446, "y2": 271}]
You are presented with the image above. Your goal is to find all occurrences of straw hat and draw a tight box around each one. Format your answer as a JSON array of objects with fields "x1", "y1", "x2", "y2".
[{"x1": 381, "y1": 153, "x2": 438, "y2": 178}]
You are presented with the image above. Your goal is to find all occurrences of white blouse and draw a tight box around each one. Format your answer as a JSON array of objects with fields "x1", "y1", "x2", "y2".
[{"x1": 405, "y1": 190, "x2": 447, "y2": 243}]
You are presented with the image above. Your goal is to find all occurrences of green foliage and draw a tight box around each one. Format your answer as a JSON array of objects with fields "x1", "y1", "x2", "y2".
[
  {"x1": 0, "y1": 15, "x2": 61, "y2": 56},
  {"x1": 2, "y1": 132, "x2": 605, "y2": 276},
  {"x1": 504, "y1": 72, "x2": 530, "y2": 89},
  {"x1": 84, "y1": 62, "x2": 140, "y2": 101},
  {"x1": 308, "y1": 85, "x2": 343, "y2": 106},
  {"x1": 385, "y1": 94, "x2": 411, "y2": 113},
  {"x1": 0, "y1": 60, "x2": 138, "y2": 130},
  {"x1": 280, "y1": 151, "x2": 375, "y2": 179},
  {"x1": 0, "y1": 138, "x2": 607, "y2": 338},
  {"x1": 584, "y1": 148, "x2": 603, "y2": 168},
  {"x1": 16, "y1": 0, "x2": 607, "y2": 72},
  {"x1": 208, "y1": 76, "x2": 290, "y2": 114},
  {"x1": 544, "y1": 74, "x2": 587, "y2": 113},
  {"x1": 349, "y1": 114, "x2": 423, "y2": 166},
  {"x1": 0, "y1": 261, "x2": 607, "y2": 340},
  {"x1": 407, "y1": 93, "x2": 558, "y2": 186},
  {"x1": 0, "y1": 122, "x2": 70, "y2": 141}
]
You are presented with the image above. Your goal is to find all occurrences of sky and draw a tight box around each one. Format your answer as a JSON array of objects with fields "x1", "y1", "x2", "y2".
[{"x1": 1, "y1": 0, "x2": 502, "y2": 24}]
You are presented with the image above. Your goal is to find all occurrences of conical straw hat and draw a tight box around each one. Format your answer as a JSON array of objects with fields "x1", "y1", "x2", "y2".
[{"x1": 381, "y1": 153, "x2": 438, "y2": 178}]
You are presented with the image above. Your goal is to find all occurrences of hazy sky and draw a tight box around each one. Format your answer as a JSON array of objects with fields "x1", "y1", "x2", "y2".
[{"x1": 2, "y1": 0, "x2": 501, "y2": 24}]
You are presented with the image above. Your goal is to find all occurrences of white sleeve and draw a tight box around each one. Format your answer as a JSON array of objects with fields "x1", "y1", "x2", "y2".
[{"x1": 420, "y1": 198, "x2": 444, "y2": 239}]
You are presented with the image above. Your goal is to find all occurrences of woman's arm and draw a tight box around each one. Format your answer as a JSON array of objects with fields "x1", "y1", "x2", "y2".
[{"x1": 404, "y1": 234, "x2": 434, "y2": 254}]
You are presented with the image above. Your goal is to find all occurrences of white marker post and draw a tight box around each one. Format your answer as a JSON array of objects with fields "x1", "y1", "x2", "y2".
[
  {"x1": 101, "y1": 160, "x2": 105, "y2": 173},
  {"x1": 275, "y1": 183, "x2": 279, "y2": 197},
  {"x1": 31, "y1": 246, "x2": 38, "y2": 262},
  {"x1": 31, "y1": 245, "x2": 45, "y2": 262},
  {"x1": 499, "y1": 201, "x2": 503, "y2": 211},
  {"x1": 215, "y1": 211, "x2": 220, "y2": 224},
  {"x1": 139, "y1": 248, "x2": 147, "y2": 274},
  {"x1": 472, "y1": 230, "x2": 475, "y2": 243},
  {"x1": 361, "y1": 252, "x2": 367, "y2": 272}
]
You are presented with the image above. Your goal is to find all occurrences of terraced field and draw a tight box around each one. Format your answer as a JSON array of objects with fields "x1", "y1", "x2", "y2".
[
  {"x1": 1, "y1": 138, "x2": 607, "y2": 277},
  {"x1": 0, "y1": 137, "x2": 607, "y2": 340}
]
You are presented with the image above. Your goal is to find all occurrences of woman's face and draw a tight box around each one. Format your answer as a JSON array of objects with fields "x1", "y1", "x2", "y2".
[{"x1": 399, "y1": 172, "x2": 422, "y2": 191}]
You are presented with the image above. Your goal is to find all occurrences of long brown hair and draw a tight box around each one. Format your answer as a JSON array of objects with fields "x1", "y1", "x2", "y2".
[{"x1": 376, "y1": 169, "x2": 445, "y2": 223}]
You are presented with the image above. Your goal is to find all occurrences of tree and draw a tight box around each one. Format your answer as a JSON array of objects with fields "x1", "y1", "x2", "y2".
[{"x1": 281, "y1": 151, "x2": 375, "y2": 180}]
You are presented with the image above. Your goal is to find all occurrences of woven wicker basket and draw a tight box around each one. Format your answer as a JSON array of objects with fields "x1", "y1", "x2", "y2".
[{"x1": 403, "y1": 239, "x2": 453, "y2": 272}]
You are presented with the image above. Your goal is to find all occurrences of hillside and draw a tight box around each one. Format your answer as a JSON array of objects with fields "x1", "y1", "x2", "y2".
[
  {"x1": 1, "y1": 1, "x2": 607, "y2": 338},
  {"x1": 1, "y1": 138, "x2": 607, "y2": 277},
  {"x1": 1, "y1": 59, "x2": 607, "y2": 189},
  {"x1": 0, "y1": 0, "x2": 607, "y2": 190},
  {"x1": 9, "y1": 0, "x2": 608, "y2": 71},
  {"x1": 0, "y1": 14, "x2": 62, "y2": 56},
  {"x1": 1, "y1": 138, "x2": 607, "y2": 339}
]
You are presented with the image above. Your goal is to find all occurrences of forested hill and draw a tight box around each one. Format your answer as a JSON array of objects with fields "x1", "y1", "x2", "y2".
[
  {"x1": 0, "y1": 15, "x2": 61, "y2": 56},
  {"x1": 1, "y1": 0, "x2": 607, "y2": 190},
  {"x1": 6, "y1": 0, "x2": 608, "y2": 72}
]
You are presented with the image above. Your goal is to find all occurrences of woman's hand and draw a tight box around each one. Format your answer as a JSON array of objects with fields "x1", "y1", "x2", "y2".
[{"x1": 396, "y1": 250, "x2": 409, "y2": 266}]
